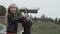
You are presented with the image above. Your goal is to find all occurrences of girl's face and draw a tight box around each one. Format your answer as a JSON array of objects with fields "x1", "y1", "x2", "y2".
[{"x1": 10, "y1": 4, "x2": 17, "y2": 14}]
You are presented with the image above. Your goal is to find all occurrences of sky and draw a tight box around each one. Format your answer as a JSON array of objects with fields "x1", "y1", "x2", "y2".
[{"x1": 0, "y1": 0, "x2": 60, "y2": 19}]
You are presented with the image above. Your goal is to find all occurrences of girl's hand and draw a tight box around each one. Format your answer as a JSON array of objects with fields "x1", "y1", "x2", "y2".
[
  {"x1": 21, "y1": 9, "x2": 28, "y2": 20},
  {"x1": 21, "y1": 15, "x2": 27, "y2": 20}
]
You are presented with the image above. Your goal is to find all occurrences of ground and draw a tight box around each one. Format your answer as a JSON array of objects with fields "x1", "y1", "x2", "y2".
[{"x1": 0, "y1": 19, "x2": 60, "y2": 34}]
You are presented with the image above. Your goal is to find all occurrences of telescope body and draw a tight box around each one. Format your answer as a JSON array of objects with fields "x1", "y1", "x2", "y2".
[{"x1": 19, "y1": 8, "x2": 39, "y2": 13}]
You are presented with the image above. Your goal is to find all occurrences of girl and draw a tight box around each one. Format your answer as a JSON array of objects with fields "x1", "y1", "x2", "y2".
[
  {"x1": 7, "y1": 4, "x2": 22, "y2": 34},
  {"x1": 6, "y1": 4, "x2": 32, "y2": 34}
]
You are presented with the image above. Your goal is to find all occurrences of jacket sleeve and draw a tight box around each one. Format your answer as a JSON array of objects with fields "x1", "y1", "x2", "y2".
[{"x1": 17, "y1": 16, "x2": 23, "y2": 23}]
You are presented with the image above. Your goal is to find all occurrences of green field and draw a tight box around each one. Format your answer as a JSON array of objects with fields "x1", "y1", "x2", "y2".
[
  {"x1": 0, "y1": 19, "x2": 60, "y2": 34},
  {"x1": 17, "y1": 21, "x2": 60, "y2": 34},
  {"x1": 0, "y1": 19, "x2": 5, "y2": 31}
]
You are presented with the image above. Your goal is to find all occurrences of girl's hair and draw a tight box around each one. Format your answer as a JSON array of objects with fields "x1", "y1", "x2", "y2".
[{"x1": 8, "y1": 4, "x2": 18, "y2": 14}]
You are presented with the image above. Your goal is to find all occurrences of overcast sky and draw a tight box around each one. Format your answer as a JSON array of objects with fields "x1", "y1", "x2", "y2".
[{"x1": 0, "y1": 0, "x2": 60, "y2": 19}]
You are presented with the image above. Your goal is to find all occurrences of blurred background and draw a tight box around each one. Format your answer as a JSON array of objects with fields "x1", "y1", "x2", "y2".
[{"x1": 0, "y1": 0, "x2": 60, "y2": 34}]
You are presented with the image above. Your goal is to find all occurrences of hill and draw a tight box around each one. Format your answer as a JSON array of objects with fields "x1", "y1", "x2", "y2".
[
  {"x1": 17, "y1": 21, "x2": 60, "y2": 34},
  {"x1": 0, "y1": 19, "x2": 60, "y2": 34}
]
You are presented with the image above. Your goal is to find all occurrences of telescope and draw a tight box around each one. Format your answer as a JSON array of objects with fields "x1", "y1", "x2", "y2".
[{"x1": 19, "y1": 8, "x2": 39, "y2": 13}]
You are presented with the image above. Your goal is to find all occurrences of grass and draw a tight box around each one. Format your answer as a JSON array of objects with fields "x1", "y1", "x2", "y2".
[
  {"x1": 32, "y1": 21, "x2": 60, "y2": 34},
  {"x1": 0, "y1": 25, "x2": 3, "y2": 31},
  {"x1": 0, "y1": 19, "x2": 60, "y2": 34},
  {"x1": 17, "y1": 21, "x2": 60, "y2": 34},
  {"x1": 0, "y1": 19, "x2": 5, "y2": 31}
]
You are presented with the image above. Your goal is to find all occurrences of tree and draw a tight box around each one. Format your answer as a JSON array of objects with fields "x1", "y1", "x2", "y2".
[
  {"x1": 34, "y1": 17, "x2": 37, "y2": 21},
  {"x1": 41, "y1": 14, "x2": 45, "y2": 21},
  {"x1": 16, "y1": 10, "x2": 22, "y2": 16},
  {"x1": 48, "y1": 18, "x2": 54, "y2": 22},
  {"x1": 57, "y1": 19, "x2": 60, "y2": 25},
  {"x1": 0, "y1": 5, "x2": 6, "y2": 16},
  {"x1": 55, "y1": 17, "x2": 57, "y2": 23},
  {"x1": 29, "y1": 15, "x2": 33, "y2": 19}
]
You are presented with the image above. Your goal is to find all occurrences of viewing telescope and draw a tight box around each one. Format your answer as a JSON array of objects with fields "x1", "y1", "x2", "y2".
[{"x1": 19, "y1": 8, "x2": 39, "y2": 13}]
